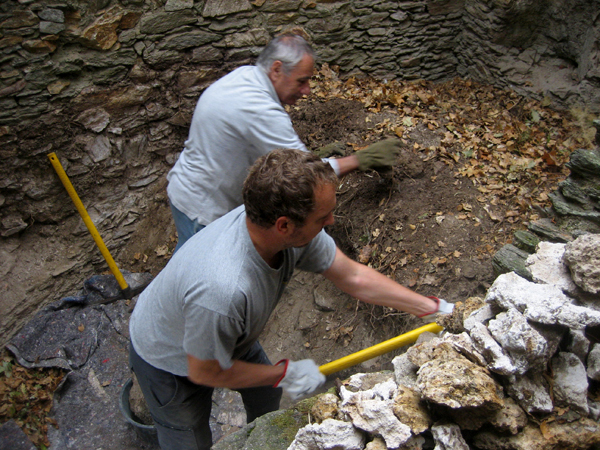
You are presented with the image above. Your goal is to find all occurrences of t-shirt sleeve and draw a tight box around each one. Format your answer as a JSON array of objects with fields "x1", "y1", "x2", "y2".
[
  {"x1": 295, "y1": 229, "x2": 337, "y2": 273},
  {"x1": 182, "y1": 302, "x2": 244, "y2": 370}
]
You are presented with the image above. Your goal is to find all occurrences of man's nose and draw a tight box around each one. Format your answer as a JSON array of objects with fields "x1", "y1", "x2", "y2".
[{"x1": 300, "y1": 83, "x2": 311, "y2": 96}]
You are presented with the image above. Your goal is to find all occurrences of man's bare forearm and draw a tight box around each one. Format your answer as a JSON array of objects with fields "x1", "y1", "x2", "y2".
[{"x1": 187, "y1": 356, "x2": 285, "y2": 389}]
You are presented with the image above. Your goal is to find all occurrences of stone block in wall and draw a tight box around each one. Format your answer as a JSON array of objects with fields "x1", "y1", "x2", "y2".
[
  {"x1": 209, "y1": 14, "x2": 254, "y2": 32},
  {"x1": 0, "y1": 80, "x2": 26, "y2": 97},
  {"x1": 40, "y1": 21, "x2": 66, "y2": 35},
  {"x1": 143, "y1": 47, "x2": 182, "y2": 68},
  {"x1": 15, "y1": 93, "x2": 51, "y2": 108},
  {"x1": 373, "y1": 2, "x2": 409, "y2": 13},
  {"x1": 258, "y1": 0, "x2": 303, "y2": 13},
  {"x1": 219, "y1": 29, "x2": 271, "y2": 48},
  {"x1": 79, "y1": 48, "x2": 138, "y2": 70},
  {"x1": 427, "y1": 0, "x2": 464, "y2": 16},
  {"x1": 22, "y1": 40, "x2": 57, "y2": 54},
  {"x1": 0, "y1": 10, "x2": 39, "y2": 29},
  {"x1": 352, "y1": 12, "x2": 390, "y2": 29},
  {"x1": 165, "y1": 0, "x2": 194, "y2": 12},
  {"x1": 76, "y1": 108, "x2": 111, "y2": 133},
  {"x1": 0, "y1": 35, "x2": 24, "y2": 50},
  {"x1": 139, "y1": 10, "x2": 198, "y2": 34},
  {"x1": 266, "y1": 12, "x2": 303, "y2": 27},
  {"x1": 79, "y1": 6, "x2": 127, "y2": 51},
  {"x1": 191, "y1": 45, "x2": 224, "y2": 63},
  {"x1": 566, "y1": 148, "x2": 600, "y2": 178},
  {"x1": 87, "y1": 135, "x2": 112, "y2": 163},
  {"x1": 159, "y1": 31, "x2": 221, "y2": 51},
  {"x1": 39, "y1": 8, "x2": 65, "y2": 23},
  {"x1": 202, "y1": 0, "x2": 253, "y2": 18}
]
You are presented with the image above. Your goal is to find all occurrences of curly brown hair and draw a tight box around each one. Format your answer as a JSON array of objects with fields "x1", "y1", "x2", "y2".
[{"x1": 243, "y1": 149, "x2": 338, "y2": 228}]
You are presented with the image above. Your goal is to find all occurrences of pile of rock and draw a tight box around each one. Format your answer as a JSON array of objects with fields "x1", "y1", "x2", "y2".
[
  {"x1": 288, "y1": 233, "x2": 600, "y2": 450},
  {"x1": 492, "y1": 127, "x2": 600, "y2": 283}
]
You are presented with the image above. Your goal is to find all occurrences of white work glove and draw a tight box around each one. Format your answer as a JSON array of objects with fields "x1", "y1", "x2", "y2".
[
  {"x1": 273, "y1": 359, "x2": 325, "y2": 400},
  {"x1": 420, "y1": 296, "x2": 454, "y2": 319}
]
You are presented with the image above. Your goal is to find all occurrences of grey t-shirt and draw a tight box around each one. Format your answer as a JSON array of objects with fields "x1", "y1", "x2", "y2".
[{"x1": 129, "y1": 205, "x2": 337, "y2": 376}]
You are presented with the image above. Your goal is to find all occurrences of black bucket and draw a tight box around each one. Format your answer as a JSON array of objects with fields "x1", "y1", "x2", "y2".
[{"x1": 119, "y1": 378, "x2": 159, "y2": 446}]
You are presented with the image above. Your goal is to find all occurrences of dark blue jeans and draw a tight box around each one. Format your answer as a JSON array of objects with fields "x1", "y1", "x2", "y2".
[
  {"x1": 169, "y1": 201, "x2": 205, "y2": 253},
  {"x1": 129, "y1": 342, "x2": 282, "y2": 450}
]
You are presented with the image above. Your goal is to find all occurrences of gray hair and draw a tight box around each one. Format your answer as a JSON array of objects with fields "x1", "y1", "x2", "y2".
[{"x1": 256, "y1": 33, "x2": 315, "y2": 75}]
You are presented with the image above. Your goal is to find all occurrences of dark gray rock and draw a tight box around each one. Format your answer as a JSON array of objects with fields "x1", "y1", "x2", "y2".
[
  {"x1": 0, "y1": 420, "x2": 36, "y2": 450},
  {"x1": 491, "y1": 244, "x2": 532, "y2": 280}
]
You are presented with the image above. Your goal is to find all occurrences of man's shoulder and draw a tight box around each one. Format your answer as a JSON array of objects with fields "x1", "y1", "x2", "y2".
[{"x1": 212, "y1": 65, "x2": 262, "y2": 89}]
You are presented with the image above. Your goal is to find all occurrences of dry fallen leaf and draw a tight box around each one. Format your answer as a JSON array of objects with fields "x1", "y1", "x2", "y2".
[
  {"x1": 358, "y1": 245, "x2": 373, "y2": 264},
  {"x1": 155, "y1": 245, "x2": 169, "y2": 257}
]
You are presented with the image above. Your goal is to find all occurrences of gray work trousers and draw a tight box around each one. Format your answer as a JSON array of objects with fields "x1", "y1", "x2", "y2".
[{"x1": 129, "y1": 341, "x2": 282, "y2": 450}]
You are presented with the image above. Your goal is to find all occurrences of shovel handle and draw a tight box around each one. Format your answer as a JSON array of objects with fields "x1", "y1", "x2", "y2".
[
  {"x1": 48, "y1": 152, "x2": 130, "y2": 293},
  {"x1": 319, "y1": 322, "x2": 443, "y2": 376}
]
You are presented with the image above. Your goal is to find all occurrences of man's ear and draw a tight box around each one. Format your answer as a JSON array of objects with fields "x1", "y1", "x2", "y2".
[
  {"x1": 268, "y1": 60, "x2": 283, "y2": 82},
  {"x1": 274, "y1": 216, "x2": 294, "y2": 236}
]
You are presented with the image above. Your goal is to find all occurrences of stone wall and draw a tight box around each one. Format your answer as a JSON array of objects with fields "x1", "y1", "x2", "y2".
[{"x1": 0, "y1": 0, "x2": 598, "y2": 345}]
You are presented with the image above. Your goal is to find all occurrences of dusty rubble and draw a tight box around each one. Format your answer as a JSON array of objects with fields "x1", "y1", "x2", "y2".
[{"x1": 288, "y1": 233, "x2": 600, "y2": 450}]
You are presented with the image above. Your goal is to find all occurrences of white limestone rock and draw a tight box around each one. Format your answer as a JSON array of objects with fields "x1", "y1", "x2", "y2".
[
  {"x1": 431, "y1": 423, "x2": 469, "y2": 450},
  {"x1": 485, "y1": 272, "x2": 600, "y2": 330},
  {"x1": 344, "y1": 372, "x2": 395, "y2": 392},
  {"x1": 504, "y1": 372, "x2": 553, "y2": 414},
  {"x1": 406, "y1": 338, "x2": 457, "y2": 368},
  {"x1": 567, "y1": 328, "x2": 590, "y2": 364},
  {"x1": 487, "y1": 309, "x2": 549, "y2": 374},
  {"x1": 340, "y1": 380, "x2": 411, "y2": 449},
  {"x1": 468, "y1": 322, "x2": 517, "y2": 375},
  {"x1": 526, "y1": 241, "x2": 577, "y2": 294},
  {"x1": 463, "y1": 304, "x2": 497, "y2": 331},
  {"x1": 552, "y1": 352, "x2": 589, "y2": 415},
  {"x1": 287, "y1": 419, "x2": 365, "y2": 450},
  {"x1": 442, "y1": 332, "x2": 488, "y2": 367},
  {"x1": 392, "y1": 353, "x2": 419, "y2": 390},
  {"x1": 587, "y1": 343, "x2": 600, "y2": 381},
  {"x1": 564, "y1": 233, "x2": 600, "y2": 294},
  {"x1": 364, "y1": 437, "x2": 386, "y2": 450},
  {"x1": 365, "y1": 435, "x2": 425, "y2": 450}
]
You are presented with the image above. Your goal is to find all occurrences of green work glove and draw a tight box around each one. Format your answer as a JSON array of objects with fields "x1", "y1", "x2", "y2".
[
  {"x1": 356, "y1": 138, "x2": 401, "y2": 171},
  {"x1": 314, "y1": 141, "x2": 346, "y2": 158}
]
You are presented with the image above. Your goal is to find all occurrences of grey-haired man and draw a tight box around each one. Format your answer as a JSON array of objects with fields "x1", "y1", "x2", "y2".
[{"x1": 167, "y1": 33, "x2": 401, "y2": 252}]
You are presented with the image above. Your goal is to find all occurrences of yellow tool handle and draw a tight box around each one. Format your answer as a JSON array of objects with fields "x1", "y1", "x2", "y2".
[
  {"x1": 319, "y1": 322, "x2": 443, "y2": 376},
  {"x1": 48, "y1": 152, "x2": 130, "y2": 292}
]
